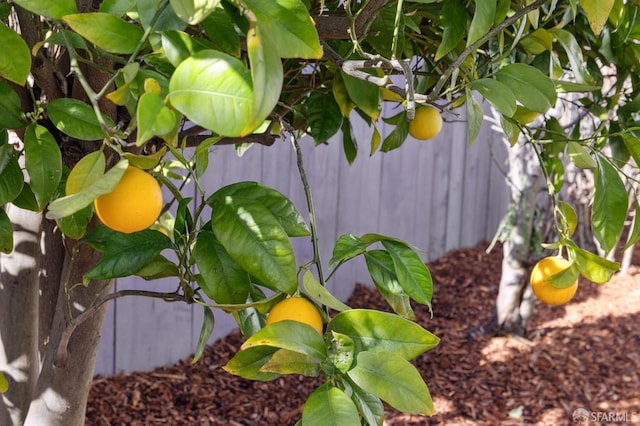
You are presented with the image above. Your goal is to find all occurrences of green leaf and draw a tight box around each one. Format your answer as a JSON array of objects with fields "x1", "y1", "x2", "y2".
[
  {"x1": 0, "y1": 208, "x2": 13, "y2": 254},
  {"x1": 54, "y1": 204, "x2": 93, "y2": 240},
  {"x1": 346, "y1": 378, "x2": 384, "y2": 426},
  {"x1": 327, "y1": 309, "x2": 439, "y2": 360},
  {"x1": 161, "y1": 30, "x2": 211, "y2": 67},
  {"x1": 260, "y1": 348, "x2": 321, "y2": 376},
  {"x1": 24, "y1": 124, "x2": 62, "y2": 210},
  {"x1": 470, "y1": 78, "x2": 517, "y2": 117},
  {"x1": 83, "y1": 227, "x2": 173, "y2": 281},
  {"x1": 567, "y1": 142, "x2": 596, "y2": 169},
  {"x1": 381, "y1": 111, "x2": 410, "y2": 152},
  {"x1": 242, "y1": 0, "x2": 322, "y2": 59},
  {"x1": 0, "y1": 156, "x2": 24, "y2": 205},
  {"x1": 364, "y1": 250, "x2": 415, "y2": 319},
  {"x1": 193, "y1": 231, "x2": 251, "y2": 304},
  {"x1": 0, "y1": 23, "x2": 31, "y2": 86},
  {"x1": 302, "y1": 270, "x2": 351, "y2": 313},
  {"x1": 170, "y1": 0, "x2": 220, "y2": 24},
  {"x1": 435, "y1": 0, "x2": 467, "y2": 61},
  {"x1": 210, "y1": 196, "x2": 297, "y2": 293},
  {"x1": 134, "y1": 254, "x2": 180, "y2": 280},
  {"x1": 13, "y1": 0, "x2": 77, "y2": 19},
  {"x1": 592, "y1": 155, "x2": 627, "y2": 254},
  {"x1": 625, "y1": 199, "x2": 640, "y2": 250},
  {"x1": 63, "y1": 13, "x2": 145, "y2": 54},
  {"x1": 341, "y1": 71, "x2": 381, "y2": 120},
  {"x1": 223, "y1": 345, "x2": 281, "y2": 381},
  {"x1": 466, "y1": 88, "x2": 484, "y2": 144},
  {"x1": 0, "y1": 82, "x2": 27, "y2": 129},
  {"x1": 307, "y1": 91, "x2": 343, "y2": 144},
  {"x1": 381, "y1": 240, "x2": 433, "y2": 312},
  {"x1": 192, "y1": 306, "x2": 215, "y2": 364},
  {"x1": 168, "y1": 50, "x2": 253, "y2": 137},
  {"x1": 580, "y1": 0, "x2": 615, "y2": 36},
  {"x1": 47, "y1": 99, "x2": 114, "y2": 141},
  {"x1": 201, "y1": 7, "x2": 241, "y2": 56},
  {"x1": 571, "y1": 245, "x2": 620, "y2": 284},
  {"x1": 136, "y1": 92, "x2": 179, "y2": 146},
  {"x1": 210, "y1": 182, "x2": 309, "y2": 237},
  {"x1": 519, "y1": 28, "x2": 554, "y2": 54},
  {"x1": 241, "y1": 320, "x2": 327, "y2": 361},
  {"x1": 328, "y1": 331, "x2": 355, "y2": 374},
  {"x1": 46, "y1": 159, "x2": 128, "y2": 220},
  {"x1": 621, "y1": 134, "x2": 640, "y2": 168},
  {"x1": 65, "y1": 151, "x2": 105, "y2": 195},
  {"x1": 301, "y1": 384, "x2": 360, "y2": 426},
  {"x1": 329, "y1": 234, "x2": 367, "y2": 265},
  {"x1": 369, "y1": 124, "x2": 382, "y2": 155},
  {"x1": 342, "y1": 120, "x2": 358, "y2": 165},
  {"x1": 547, "y1": 262, "x2": 580, "y2": 289},
  {"x1": 467, "y1": 0, "x2": 496, "y2": 46},
  {"x1": 557, "y1": 201, "x2": 578, "y2": 237},
  {"x1": 347, "y1": 351, "x2": 434, "y2": 415},
  {"x1": 495, "y1": 63, "x2": 557, "y2": 113},
  {"x1": 550, "y1": 29, "x2": 592, "y2": 84}
]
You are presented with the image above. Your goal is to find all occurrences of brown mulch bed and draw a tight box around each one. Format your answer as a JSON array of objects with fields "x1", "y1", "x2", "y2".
[{"x1": 86, "y1": 242, "x2": 640, "y2": 425}]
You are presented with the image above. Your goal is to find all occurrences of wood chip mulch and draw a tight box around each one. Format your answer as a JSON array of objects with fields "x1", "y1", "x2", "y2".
[{"x1": 86, "y1": 242, "x2": 640, "y2": 425}]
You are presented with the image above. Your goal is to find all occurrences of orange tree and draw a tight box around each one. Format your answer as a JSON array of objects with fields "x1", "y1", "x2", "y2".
[{"x1": 0, "y1": 0, "x2": 639, "y2": 425}]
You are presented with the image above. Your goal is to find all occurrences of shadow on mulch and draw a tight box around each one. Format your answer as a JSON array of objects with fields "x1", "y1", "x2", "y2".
[{"x1": 86, "y1": 242, "x2": 640, "y2": 426}]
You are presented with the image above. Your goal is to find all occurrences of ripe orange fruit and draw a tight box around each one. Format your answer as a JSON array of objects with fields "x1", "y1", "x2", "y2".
[
  {"x1": 530, "y1": 256, "x2": 578, "y2": 306},
  {"x1": 266, "y1": 296, "x2": 323, "y2": 334},
  {"x1": 94, "y1": 166, "x2": 163, "y2": 234},
  {"x1": 408, "y1": 105, "x2": 443, "y2": 140}
]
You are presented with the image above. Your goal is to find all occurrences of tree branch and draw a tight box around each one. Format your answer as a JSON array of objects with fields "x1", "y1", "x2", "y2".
[{"x1": 314, "y1": 0, "x2": 390, "y2": 39}]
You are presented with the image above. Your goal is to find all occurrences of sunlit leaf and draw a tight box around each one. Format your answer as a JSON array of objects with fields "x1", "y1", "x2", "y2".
[
  {"x1": 571, "y1": 245, "x2": 620, "y2": 283},
  {"x1": 382, "y1": 240, "x2": 432, "y2": 312},
  {"x1": 0, "y1": 23, "x2": 31, "y2": 86},
  {"x1": 63, "y1": 13, "x2": 145, "y2": 54},
  {"x1": 470, "y1": 78, "x2": 517, "y2": 117},
  {"x1": 592, "y1": 155, "x2": 627, "y2": 254},
  {"x1": 466, "y1": 88, "x2": 484, "y2": 144},
  {"x1": 495, "y1": 63, "x2": 556, "y2": 113},
  {"x1": 47, "y1": 99, "x2": 114, "y2": 141},
  {"x1": 170, "y1": 0, "x2": 220, "y2": 24},
  {"x1": 347, "y1": 351, "x2": 433, "y2": 415},
  {"x1": 13, "y1": 0, "x2": 77, "y2": 19},
  {"x1": 467, "y1": 0, "x2": 496, "y2": 46},
  {"x1": 260, "y1": 348, "x2": 321, "y2": 376},
  {"x1": 301, "y1": 384, "x2": 360, "y2": 426},
  {"x1": 435, "y1": 0, "x2": 467, "y2": 61},
  {"x1": 302, "y1": 270, "x2": 351, "y2": 313},
  {"x1": 240, "y1": 320, "x2": 327, "y2": 361},
  {"x1": 580, "y1": 0, "x2": 615, "y2": 36},
  {"x1": 223, "y1": 345, "x2": 280, "y2": 381}
]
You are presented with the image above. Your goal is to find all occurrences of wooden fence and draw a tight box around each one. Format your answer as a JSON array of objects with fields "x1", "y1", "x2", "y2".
[{"x1": 94, "y1": 109, "x2": 510, "y2": 375}]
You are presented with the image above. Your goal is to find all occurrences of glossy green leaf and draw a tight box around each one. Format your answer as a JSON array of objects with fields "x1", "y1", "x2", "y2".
[
  {"x1": 223, "y1": 345, "x2": 280, "y2": 381},
  {"x1": 301, "y1": 384, "x2": 360, "y2": 426},
  {"x1": 302, "y1": 270, "x2": 351, "y2": 313},
  {"x1": 572, "y1": 246, "x2": 620, "y2": 283},
  {"x1": 435, "y1": 0, "x2": 467, "y2": 61},
  {"x1": 168, "y1": 50, "x2": 252, "y2": 137},
  {"x1": 346, "y1": 378, "x2": 384, "y2": 426},
  {"x1": 134, "y1": 254, "x2": 180, "y2": 280},
  {"x1": 467, "y1": 0, "x2": 496, "y2": 46},
  {"x1": 341, "y1": 71, "x2": 381, "y2": 120},
  {"x1": 210, "y1": 182, "x2": 309, "y2": 237},
  {"x1": 24, "y1": 124, "x2": 62, "y2": 210},
  {"x1": 592, "y1": 155, "x2": 627, "y2": 254},
  {"x1": 364, "y1": 250, "x2": 415, "y2": 320},
  {"x1": 0, "y1": 208, "x2": 13, "y2": 254},
  {"x1": 242, "y1": 0, "x2": 322, "y2": 59},
  {"x1": 0, "y1": 82, "x2": 27, "y2": 129},
  {"x1": 83, "y1": 227, "x2": 173, "y2": 281},
  {"x1": 0, "y1": 23, "x2": 31, "y2": 86},
  {"x1": 46, "y1": 159, "x2": 128, "y2": 220},
  {"x1": 466, "y1": 88, "x2": 484, "y2": 145},
  {"x1": 193, "y1": 231, "x2": 251, "y2": 304},
  {"x1": 381, "y1": 111, "x2": 410, "y2": 152},
  {"x1": 65, "y1": 151, "x2": 105, "y2": 195},
  {"x1": 567, "y1": 142, "x2": 596, "y2": 169},
  {"x1": 210, "y1": 196, "x2": 297, "y2": 293},
  {"x1": 260, "y1": 348, "x2": 321, "y2": 376},
  {"x1": 99, "y1": 0, "x2": 135, "y2": 15},
  {"x1": 63, "y1": 13, "x2": 145, "y2": 54},
  {"x1": 243, "y1": 25, "x2": 283, "y2": 136},
  {"x1": 470, "y1": 78, "x2": 517, "y2": 117},
  {"x1": 11, "y1": 184, "x2": 39, "y2": 212},
  {"x1": 55, "y1": 204, "x2": 93, "y2": 240},
  {"x1": 551, "y1": 29, "x2": 592, "y2": 84},
  {"x1": 201, "y1": 7, "x2": 241, "y2": 56},
  {"x1": 47, "y1": 99, "x2": 114, "y2": 141},
  {"x1": 329, "y1": 234, "x2": 367, "y2": 265},
  {"x1": 332, "y1": 72, "x2": 356, "y2": 118},
  {"x1": 625, "y1": 199, "x2": 640, "y2": 250},
  {"x1": 558, "y1": 201, "x2": 578, "y2": 237},
  {"x1": 327, "y1": 309, "x2": 439, "y2": 360},
  {"x1": 381, "y1": 240, "x2": 433, "y2": 312},
  {"x1": 170, "y1": 0, "x2": 220, "y2": 24},
  {"x1": 0, "y1": 156, "x2": 24, "y2": 205},
  {"x1": 307, "y1": 91, "x2": 343, "y2": 144},
  {"x1": 192, "y1": 306, "x2": 215, "y2": 363},
  {"x1": 580, "y1": 0, "x2": 615, "y2": 36},
  {"x1": 240, "y1": 321, "x2": 327, "y2": 361},
  {"x1": 519, "y1": 28, "x2": 554, "y2": 54},
  {"x1": 495, "y1": 63, "x2": 556, "y2": 113},
  {"x1": 547, "y1": 262, "x2": 580, "y2": 289},
  {"x1": 137, "y1": 0, "x2": 186, "y2": 31},
  {"x1": 369, "y1": 123, "x2": 382, "y2": 155},
  {"x1": 347, "y1": 351, "x2": 434, "y2": 415},
  {"x1": 136, "y1": 92, "x2": 179, "y2": 146},
  {"x1": 13, "y1": 0, "x2": 77, "y2": 19},
  {"x1": 161, "y1": 30, "x2": 211, "y2": 67}
]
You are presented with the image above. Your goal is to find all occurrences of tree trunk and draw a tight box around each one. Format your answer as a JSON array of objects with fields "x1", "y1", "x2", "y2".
[{"x1": 1, "y1": 206, "x2": 110, "y2": 426}]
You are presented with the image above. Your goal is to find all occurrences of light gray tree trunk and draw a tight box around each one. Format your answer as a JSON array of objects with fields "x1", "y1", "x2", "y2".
[{"x1": 1, "y1": 206, "x2": 110, "y2": 426}]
